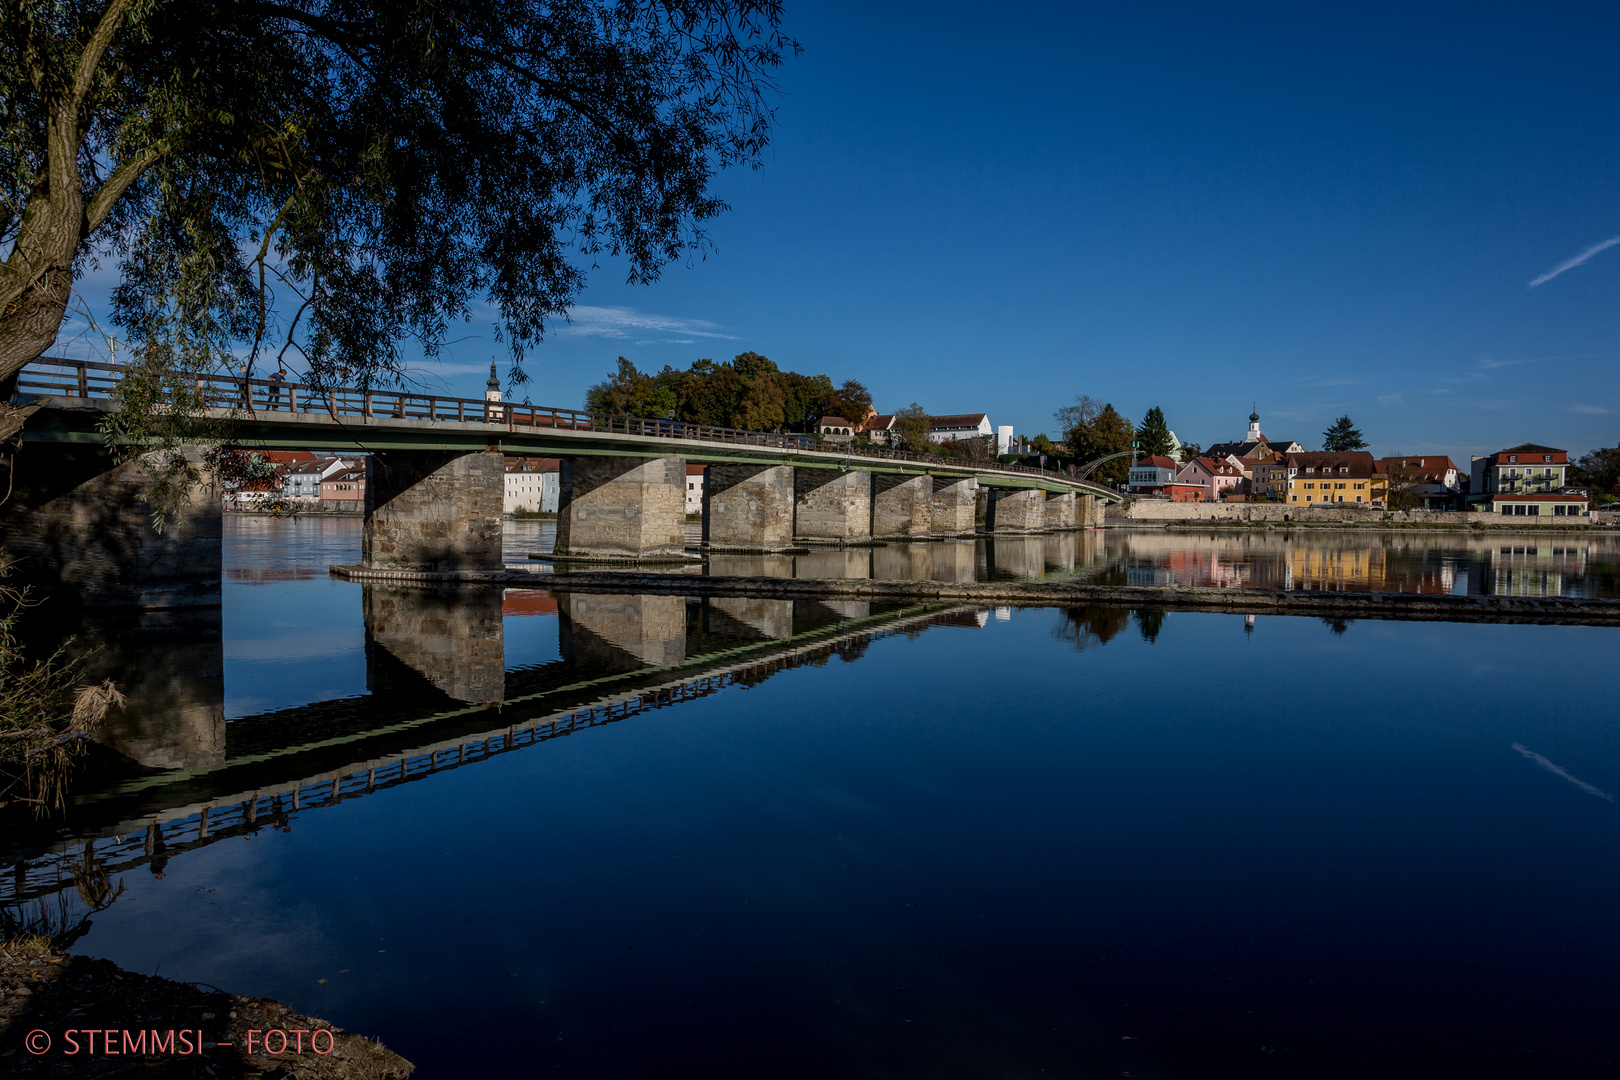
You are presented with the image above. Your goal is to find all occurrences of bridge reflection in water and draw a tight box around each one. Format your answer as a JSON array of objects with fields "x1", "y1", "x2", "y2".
[{"x1": 0, "y1": 586, "x2": 991, "y2": 911}]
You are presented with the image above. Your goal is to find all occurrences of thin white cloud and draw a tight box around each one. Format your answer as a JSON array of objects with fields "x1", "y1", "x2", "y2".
[
  {"x1": 556, "y1": 305, "x2": 737, "y2": 343},
  {"x1": 1512, "y1": 742, "x2": 1614, "y2": 801},
  {"x1": 1377, "y1": 393, "x2": 1406, "y2": 406},
  {"x1": 1294, "y1": 377, "x2": 1360, "y2": 387},
  {"x1": 1476, "y1": 354, "x2": 1561, "y2": 370},
  {"x1": 1569, "y1": 403, "x2": 1613, "y2": 414},
  {"x1": 1529, "y1": 234, "x2": 1620, "y2": 287}
]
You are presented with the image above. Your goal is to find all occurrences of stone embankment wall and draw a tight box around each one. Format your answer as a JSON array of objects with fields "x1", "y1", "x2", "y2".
[{"x1": 1107, "y1": 499, "x2": 1609, "y2": 529}]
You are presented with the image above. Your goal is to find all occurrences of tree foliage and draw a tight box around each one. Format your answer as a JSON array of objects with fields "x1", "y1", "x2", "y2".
[
  {"x1": 1136, "y1": 405, "x2": 1173, "y2": 457},
  {"x1": 1056, "y1": 395, "x2": 1135, "y2": 484},
  {"x1": 1382, "y1": 461, "x2": 1427, "y2": 512},
  {"x1": 891, "y1": 402, "x2": 930, "y2": 453},
  {"x1": 1322, "y1": 415, "x2": 1368, "y2": 451},
  {"x1": 585, "y1": 354, "x2": 864, "y2": 432},
  {"x1": 1177, "y1": 440, "x2": 1203, "y2": 464},
  {"x1": 1572, "y1": 445, "x2": 1620, "y2": 503},
  {"x1": 1, "y1": 0, "x2": 798, "y2": 456}
]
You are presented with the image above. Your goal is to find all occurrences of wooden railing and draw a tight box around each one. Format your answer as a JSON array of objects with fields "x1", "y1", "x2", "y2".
[{"x1": 13, "y1": 357, "x2": 1105, "y2": 489}]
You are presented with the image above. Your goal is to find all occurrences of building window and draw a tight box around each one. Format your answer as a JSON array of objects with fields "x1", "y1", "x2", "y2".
[{"x1": 1355, "y1": 496, "x2": 1362, "y2": 503}]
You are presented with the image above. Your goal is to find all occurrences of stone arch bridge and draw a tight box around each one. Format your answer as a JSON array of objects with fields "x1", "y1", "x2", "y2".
[{"x1": 3, "y1": 359, "x2": 1117, "y2": 605}]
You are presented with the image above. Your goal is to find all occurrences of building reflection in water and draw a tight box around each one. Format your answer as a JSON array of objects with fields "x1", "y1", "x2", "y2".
[{"x1": 1097, "y1": 530, "x2": 1617, "y2": 598}]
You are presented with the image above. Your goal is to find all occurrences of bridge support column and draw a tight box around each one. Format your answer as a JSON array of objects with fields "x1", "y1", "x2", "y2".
[
  {"x1": 794, "y1": 469, "x2": 872, "y2": 541},
  {"x1": 872, "y1": 473, "x2": 933, "y2": 537},
  {"x1": 930, "y1": 477, "x2": 978, "y2": 534},
  {"x1": 1044, "y1": 491, "x2": 1077, "y2": 529},
  {"x1": 1079, "y1": 493, "x2": 1103, "y2": 527},
  {"x1": 986, "y1": 487, "x2": 1045, "y2": 532},
  {"x1": 0, "y1": 444, "x2": 221, "y2": 607},
  {"x1": 705, "y1": 597, "x2": 793, "y2": 640},
  {"x1": 363, "y1": 449, "x2": 504, "y2": 570},
  {"x1": 702, "y1": 464, "x2": 795, "y2": 550},
  {"x1": 555, "y1": 456, "x2": 686, "y2": 558}
]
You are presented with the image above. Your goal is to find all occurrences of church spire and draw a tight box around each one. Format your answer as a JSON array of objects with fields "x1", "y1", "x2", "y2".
[{"x1": 484, "y1": 358, "x2": 502, "y2": 403}]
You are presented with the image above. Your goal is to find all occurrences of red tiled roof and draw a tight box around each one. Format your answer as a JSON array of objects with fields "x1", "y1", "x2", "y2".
[
  {"x1": 1137, "y1": 455, "x2": 1179, "y2": 470},
  {"x1": 928, "y1": 413, "x2": 989, "y2": 428},
  {"x1": 1488, "y1": 444, "x2": 1567, "y2": 465}
]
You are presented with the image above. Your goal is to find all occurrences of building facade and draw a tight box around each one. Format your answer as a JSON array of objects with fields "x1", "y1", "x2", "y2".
[
  {"x1": 1279, "y1": 451, "x2": 1385, "y2": 505},
  {"x1": 504, "y1": 456, "x2": 559, "y2": 513},
  {"x1": 1127, "y1": 455, "x2": 1180, "y2": 495}
]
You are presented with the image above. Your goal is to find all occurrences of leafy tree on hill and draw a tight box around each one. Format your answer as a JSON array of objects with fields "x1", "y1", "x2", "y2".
[
  {"x1": 823, "y1": 380, "x2": 874, "y2": 430},
  {"x1": 1136, "y1": 406, "x2": 1174, "y2": 457},
  {"x1": 892, "y1": 403, "x2": 931, "y2": 453},
  {"x1": 1056, "y1": 395, "x2": 1135, "y2": 484},
  {"x1": 588, "y1": 355, "x2": 866, "y2": 432},
  {"x1": 586, "y1": 357, "x2": 677, "y2": 418},
  {"x1": 1178, "y1": 440, "x2": 1203, "y2": 464},
  {"x1": 1322, "y1": 415, "x2": 1368, "y2": 451},
  {"x1": 1572, "y1": 445, "x2": 1620, "y2": 502}
]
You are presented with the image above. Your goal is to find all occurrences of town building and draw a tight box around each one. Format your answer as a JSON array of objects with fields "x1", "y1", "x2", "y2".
[
  {"x1": 817, "y1": 416, "x2": 857, "y2": 442},
  {"x1": 1127, "y1": 455, "x2": 1181, "y2": 495},
  {"x1": 1469, "y1": 444, "x2": 1588, "y2": 517},
  {"x1": 1205, "y1": 411, "x2": 1304, "y2": 463},
  {"x1": 685, "y1": 463, "x2": 705, "y2": 515},
  {"x1": 1374, "y1": 455, "x2": 1462, "y2": 509},
  {"x1": 1176, "y1": 456, "x2": 1246, "y2": 501},
  {"x1": 504, "y1": 456, "x2": 559, "y2": 514},
  {"x1": 1279, "y1": 451, "x2": 1384, "y2": 505},
  {"x1": 1165, "y1": 482, "x2": 1207, "y2": 503},
  {"x1": 319, "y1": 468, "x2": 365, "y2": 504},
  {"x1": 996, "y1": 425, "x2": 1015, "y2": 455},
  {"x1": 282, "y1": 456, "x2": 355, "y2": 500},
  {"x1": 927, "y1": 413, "x2": 993, "y2": 443},
  {"x1": 863, "y1": 414, "x2": 896, "y2": 443}
]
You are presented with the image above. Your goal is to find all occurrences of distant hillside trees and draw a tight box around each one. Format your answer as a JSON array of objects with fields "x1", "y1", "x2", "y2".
[{"x1": 586, "y1": 354, "x2": 870, "y2": 432}]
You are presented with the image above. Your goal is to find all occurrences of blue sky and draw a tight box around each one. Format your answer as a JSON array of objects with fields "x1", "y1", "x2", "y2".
[{"x1": 70, "y1": 2, "x2": 1620, "y2": 462}]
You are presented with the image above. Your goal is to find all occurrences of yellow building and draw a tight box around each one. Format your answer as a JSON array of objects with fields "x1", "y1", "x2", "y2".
[{"x1": 1280, "y1": 451, "x2": 1387, "y2": 506}]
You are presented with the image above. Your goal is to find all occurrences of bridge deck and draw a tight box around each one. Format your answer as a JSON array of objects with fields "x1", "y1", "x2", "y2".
[{"x1": 13, "y1": 358, "x2": 1119, "y2": 498}]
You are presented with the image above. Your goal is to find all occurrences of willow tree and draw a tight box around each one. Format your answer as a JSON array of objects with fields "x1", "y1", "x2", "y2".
[{"x1": 0, "y1": 0, "x2": 799, "y2": 433}]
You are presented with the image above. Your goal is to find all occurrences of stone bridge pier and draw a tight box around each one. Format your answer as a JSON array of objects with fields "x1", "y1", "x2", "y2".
[
  {"x1": 795, "y1": 469, "x2": 872, "y2": 541},
  {"x1": 0, "y1": 444, "x2": 221, "y2": 607},
  {"x1": 872, "y1": 474, "x2": 933, "y2": 537},
  {"x1": 1044, "y1": 491, "x2": 1077, "y2": 529},
  {"x1": 931, "y1": 477, "x2": 978, "y2": 534},
  {"x1": 555, "y1": 456, "x2": 686, "y2": 558},
  {"x1": 704, "y1": 597, "x2": 794, "y2": 640},
  {"x1": 985, "y1": 487, "x2": 1046, "y2": 532},
  {"x1": 363, "y1": 449, "x2": 504, "y2": 570},
  {"x1": 702, "y1": 464, "x2": 794, "y2": 550}
]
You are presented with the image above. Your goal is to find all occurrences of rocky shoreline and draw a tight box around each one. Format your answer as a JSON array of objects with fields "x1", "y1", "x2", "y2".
[{"x1": 1, "y1": 939, "x2": 412, "y2": 1078}]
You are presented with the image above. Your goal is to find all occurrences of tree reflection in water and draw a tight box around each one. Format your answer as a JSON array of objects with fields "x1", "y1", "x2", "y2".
[{"x1": 1052, "y1": 606, "x2": 1132, "y2": 652}]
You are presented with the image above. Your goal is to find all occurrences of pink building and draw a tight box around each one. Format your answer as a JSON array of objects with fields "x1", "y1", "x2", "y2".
[{"x1": 1175, "y1": 457, "x2": 1245, "y2": 501}]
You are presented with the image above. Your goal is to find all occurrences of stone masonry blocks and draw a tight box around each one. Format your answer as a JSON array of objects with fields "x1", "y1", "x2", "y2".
[
  {"x1": 1044, "y1": 491, "x2": 1077, "y2": 529},
  {"x1": 555, "y1": 456, "x2": 687, "y2": 557},
  {"x1": 703, "y1": 464, "x2": 795, "y2": 549},
  {"x1": 872, "y1": 473, "x2": 934, "y2": 537},
  {"x1": 988, "y1": 487, "x2": 1047, "y2": 532},
  {"x1": 0, "y1": 443, "x2": 221, "y2": 607},
  {"x1": 794, "y1": 469, "x2": 872, "y2": 540},
  {"x1": 364, "y1": 449, "x2": 504, "y2": 571},
  {"x1": 931, "y1": 476, "x2": 979, "y2": 534}
]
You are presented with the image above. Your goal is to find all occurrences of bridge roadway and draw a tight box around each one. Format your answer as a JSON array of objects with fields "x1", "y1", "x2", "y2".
[
  {"x1": 6, "y1": 359, "x2": 1116, "y2": 606},
  {"x1": 0, "y1": 595, "x2": 979, "y2": 912}
]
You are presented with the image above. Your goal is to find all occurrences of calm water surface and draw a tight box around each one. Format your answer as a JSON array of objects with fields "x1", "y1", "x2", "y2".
[{"x1": 4, "y1": 517, "x2": 1619, "y2": 1078}]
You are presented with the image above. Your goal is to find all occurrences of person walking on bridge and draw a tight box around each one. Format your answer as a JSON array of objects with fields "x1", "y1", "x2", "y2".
[{"x1": 268, "y1": 367, "x2": 287, "y2": 410}]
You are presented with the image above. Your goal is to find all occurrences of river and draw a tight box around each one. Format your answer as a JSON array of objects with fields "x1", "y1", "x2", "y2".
[{"x1": 3, "y1": 516, "x2": 1618, "y2": 1077}]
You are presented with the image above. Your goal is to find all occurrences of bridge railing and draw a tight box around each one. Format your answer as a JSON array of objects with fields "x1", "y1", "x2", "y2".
[{"x1": 15, "y1": 358, "x2": 1106, "y2": 489}]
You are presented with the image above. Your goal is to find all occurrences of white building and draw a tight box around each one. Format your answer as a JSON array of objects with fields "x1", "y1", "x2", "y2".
[
  {"x1": 928, "y1": 413, "x2": 992, "y2": 443},
  {"x1": 996, "y1": 425, "x2": 1014, "y2": 455},
  {"x1": 281, "y1": 457, "x2": 354, "y2": 500},
  {"x1": 505, "y1": 456, "x2": 559, "y2": 513},
  {"x1": 685, "y1": 464, "x2": 705, "y2": 515}
]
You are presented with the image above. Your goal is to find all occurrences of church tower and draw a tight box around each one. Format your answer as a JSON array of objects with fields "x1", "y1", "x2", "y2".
[
  {"x1": 485, "y1": 360, "x2": 502, "y2": 403},
  {"x1": 1246, "y1": 408, "x2": 1263, "y2": 443}
]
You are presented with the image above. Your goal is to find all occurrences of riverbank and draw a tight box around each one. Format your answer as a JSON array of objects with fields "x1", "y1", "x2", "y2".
[
  {"x1": 0, "y1": 937, "x2": 413, "y2": 1077},
  {"x1": 1105, "y1": 500, "x2": 1618, "y2": 529},
  {"x1": 328, "y1": 564, "x2": 1620, "y2": 624}
]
